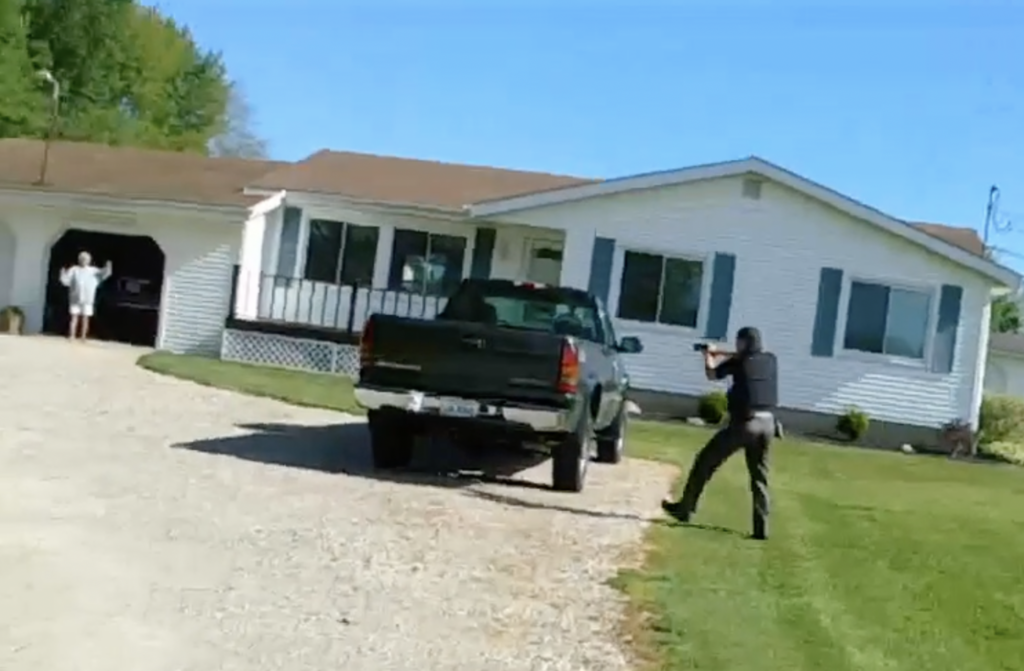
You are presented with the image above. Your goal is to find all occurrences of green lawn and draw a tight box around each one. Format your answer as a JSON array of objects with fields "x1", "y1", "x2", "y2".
[
  {"x1": 139, "y1": 351, "x2": 365, "y2": 415},
  {"x1": 139, "y1": 352, "x2": 1024, "y2": 671}
]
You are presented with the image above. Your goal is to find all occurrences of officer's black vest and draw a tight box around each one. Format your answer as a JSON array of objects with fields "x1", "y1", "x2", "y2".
[{"x1": 727, "y1": 351, "x2": 779, "y2": 417}]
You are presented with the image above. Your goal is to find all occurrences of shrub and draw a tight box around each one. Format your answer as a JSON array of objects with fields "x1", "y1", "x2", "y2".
[
  {"x1": 978, "y1": 394, "x2": 1024, "y2": 464},
  {"x1": 697, "y1": 390, "x2": 728, "y2": 425},
  {"x1": 979, "y1": 394, "x2": 1024, "y2": 445},
  {"x1": 836, "y1": 407, "x2": 870, "y2": 441},
  {"x1": 980, "y1": 441, "x2": 1024, "y2": 466},
  {"x1": 0, "y1": 306, "x2": 25, "y2": 335}
]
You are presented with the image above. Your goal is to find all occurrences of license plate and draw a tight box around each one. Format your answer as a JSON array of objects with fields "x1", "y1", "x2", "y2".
[{"x1": 439, "y1": 399, "x2": 479, "y2": 418}]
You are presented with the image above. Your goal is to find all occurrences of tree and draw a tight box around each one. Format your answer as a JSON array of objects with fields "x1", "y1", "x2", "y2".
[
  {"x1": 209, "y1": 82, "x2": 268, "y2": 158},
  {"x1": 0, "y1": 0, "x2": 46, "y2": 137},
  {"x1": 8, "y1": 0, "x2": 232, "y2": 153},
  {"x1": 23, "y1": 0, "x2": 139, "y2": 143},
  {"x1": 121, "y1": 5, "x2": 229, "y2": 152},
  {"x1": 992, "y1": 294, "x2": 1021, "y2": 334}
]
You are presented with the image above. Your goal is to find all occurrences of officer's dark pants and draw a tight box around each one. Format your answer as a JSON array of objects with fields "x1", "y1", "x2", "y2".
[{"x1": 679, "y1": 413, "x2": 774, "y2": 536}]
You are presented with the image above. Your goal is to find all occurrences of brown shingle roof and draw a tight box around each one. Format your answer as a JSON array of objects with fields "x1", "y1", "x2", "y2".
[
  {"x1": 0, "y1": 139, "x2": 284, "y2": 208},
  {"x1": 0, "y1": 140, "x2": 994, "y2": 265},
  {"x1": 909, "y1": 222, "x2": 985, "y2": 256},
  {"x1": 251, "y1": 149, "x2": 598, "y2": 210}
]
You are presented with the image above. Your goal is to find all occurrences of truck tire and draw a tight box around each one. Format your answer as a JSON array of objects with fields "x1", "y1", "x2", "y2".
[
  {"x1": 595, "y1": 404, "x2": 627, "y2": 464},
  {"x1": 552, "y1": 411, "x2": 592, "y2": 492},
  {"x1": 367, "y1": 410, "x2": 415, "y2": 469}
]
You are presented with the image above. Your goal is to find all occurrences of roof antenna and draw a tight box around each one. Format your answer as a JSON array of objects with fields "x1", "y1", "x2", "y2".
[{"x1": 34, "y1": 69, "x2": 61, "y2": 186}]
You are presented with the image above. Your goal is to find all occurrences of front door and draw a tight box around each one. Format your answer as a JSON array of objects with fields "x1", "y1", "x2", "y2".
[{"x1": 522, "y1": 239, "x2": 563, "y2": 285}]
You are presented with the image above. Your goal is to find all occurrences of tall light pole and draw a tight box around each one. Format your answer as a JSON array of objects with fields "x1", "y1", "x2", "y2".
[{"x1": 35, "y1": 69, "x2": 61, "y2": 186}]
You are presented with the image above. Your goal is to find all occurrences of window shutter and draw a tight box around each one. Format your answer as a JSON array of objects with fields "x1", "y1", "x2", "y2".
[
  {"x1": 588, "y1": 237, "x2": 615, "y2": 303},
  {"x1": 932, "y1": 284, "x2": 963, "y2": 374},
  {"x1": 811, "y1": 267, "x2": 843, "y2": 357},
  {"x1": 469, "y1": 227, "x2": 496, "y2": 279},
  {"x1": 704, "y1": 253, "x2": 736, "y2": 340}
]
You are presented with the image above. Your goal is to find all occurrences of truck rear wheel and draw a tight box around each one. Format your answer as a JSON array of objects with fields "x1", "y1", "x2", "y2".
[
  {"x1": 595, "y1": 405, "x2": 627, "y2": 464},
  {"x1": 552, "y1": 411, "x2": 591, "y2": 492},
  {"x1": 368, "y1": 410, "x2": 415, "y2": 469}
]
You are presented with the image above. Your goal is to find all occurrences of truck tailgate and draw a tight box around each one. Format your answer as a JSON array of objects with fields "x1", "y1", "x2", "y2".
[{"x1": 360, "y1": 314, "x2": 567, "y2": 403}]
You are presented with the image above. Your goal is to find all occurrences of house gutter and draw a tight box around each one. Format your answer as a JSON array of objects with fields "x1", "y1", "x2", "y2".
[{"x1": 0, "y1": 187, "x2": 251, "y2": 221}]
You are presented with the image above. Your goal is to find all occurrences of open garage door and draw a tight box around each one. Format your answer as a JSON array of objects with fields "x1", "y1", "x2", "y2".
[{"x1": 44, "y1": 229, "x2": 166, "y2": 346}]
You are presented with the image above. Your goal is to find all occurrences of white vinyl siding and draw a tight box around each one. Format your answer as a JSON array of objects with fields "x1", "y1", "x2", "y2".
[
  {"x1": 159, "y1": 235, "x2": 236, "y2": 355},
  {"x1": 495, "y1": 176, "x2": 993, "y2": 428}
]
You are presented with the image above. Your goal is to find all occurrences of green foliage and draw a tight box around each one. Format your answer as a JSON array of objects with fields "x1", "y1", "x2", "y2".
[
  {"x1": 0, "y1": 0, "x2": 46, "y2": 137},
  {"x1": 978, "y1": 394, "x2": 1024, "y2": 444},
  {"x1": 836, "y1": 406, "x2": 870, "y2": 441},
  {"x1": 0, "y1": 305, "x2": 25, "y2": 333},
  {"x1": 697, "y1": 390, "x2": 728, "y2": 425},
  {"x1": 0, "y1": 0, "x2": 255, "y2": 153},
  {"x1": 978, "y1": 394, "x2": 1024, "y2": 464},
  {"x1": 991, "y1": 294, "x2": 1021, "y2": 334}
]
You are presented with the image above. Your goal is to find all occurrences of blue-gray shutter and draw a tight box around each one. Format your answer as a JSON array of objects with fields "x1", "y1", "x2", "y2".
[
  {"x1": 932, "y1": 284, "x2": 963, "y2": 374},
  {"x1": 704, "y1": 253, "x2": 736, "y2": 340},
  {"x1": 811, "y1": 267, "x2": 844, "y2": 357},
  {"x1": 469, "y1": 227, "x2": 496, "y2": 279},
  {"x1": 588, "y1": 237, "x2": 615, "y2": 303}
]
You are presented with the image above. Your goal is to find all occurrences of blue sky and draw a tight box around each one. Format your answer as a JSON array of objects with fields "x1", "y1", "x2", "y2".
[{"x1": 156, "y1": 0, "x2": 1024, "y2": 268}]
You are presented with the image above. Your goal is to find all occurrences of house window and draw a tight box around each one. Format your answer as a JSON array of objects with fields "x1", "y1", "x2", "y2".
[
  {"x1": 843, "y1": 281, "x2": 931, "y2": 359},
  {"x1": 387, "y1": 229, "x2": 467, "y2": 295},
  {"x1": 302, "y1": 219, "x2": 379, "y2": 286},
  {"x1": 617, "y1": 251, "x2": 703, "y2": 327}
]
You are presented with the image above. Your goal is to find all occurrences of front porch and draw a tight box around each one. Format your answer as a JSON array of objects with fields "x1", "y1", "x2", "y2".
[
  {"x1": 227, "y1": 200, "x2": 585, "y2": 337},
  {"x1": 220, "y1": 200, "x2": 593, "y2": 374}
]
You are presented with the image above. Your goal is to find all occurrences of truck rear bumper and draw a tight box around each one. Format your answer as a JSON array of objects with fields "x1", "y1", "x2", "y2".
[{"x1": 354, "y1": 386, "x2": 573, "y2": 432}]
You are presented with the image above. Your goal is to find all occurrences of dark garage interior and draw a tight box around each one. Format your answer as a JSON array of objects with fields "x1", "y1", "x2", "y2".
[{"x1": 44, "y1": 229, "x2": 166, "y2": 346}]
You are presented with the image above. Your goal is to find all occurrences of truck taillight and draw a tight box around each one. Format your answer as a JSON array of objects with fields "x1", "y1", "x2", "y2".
[
  {"x1": 558, "y1": 340, "x2": 580, "y2": 394},
  {"x1": 359, "y1": 319, "x2": 374, "y2": 367}
]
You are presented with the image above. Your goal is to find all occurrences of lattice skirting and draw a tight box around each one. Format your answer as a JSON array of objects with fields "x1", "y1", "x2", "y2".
[{"x1": 221, "y1": 329, "x2": 359, "y2": 378}]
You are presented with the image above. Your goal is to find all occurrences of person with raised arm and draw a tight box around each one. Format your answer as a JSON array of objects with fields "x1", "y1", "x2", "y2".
[{"x1": 60, "y1": 251, "x2": 113, "y2": 341}]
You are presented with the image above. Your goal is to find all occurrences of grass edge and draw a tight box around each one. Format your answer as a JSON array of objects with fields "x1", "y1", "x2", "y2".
[{"x1": 133, "y1": 352, "x2": 698, "y2": 669}]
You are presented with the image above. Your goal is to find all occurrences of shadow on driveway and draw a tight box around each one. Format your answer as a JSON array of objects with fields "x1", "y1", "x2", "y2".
[
  {"x1": 461, "y1": 489, "x2": 747, "y2": 535},
  {"x1": 172, "y1": 421, "x2": 551, "y2": 491},
  {"x1": 173, "y1": 422, "x2": 757, "y2": 536}
]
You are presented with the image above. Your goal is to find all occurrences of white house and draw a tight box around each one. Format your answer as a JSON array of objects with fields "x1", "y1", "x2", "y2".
[
  {"x1": 2, "y1": 139, "x2": 1018, "y2": 444},
  {"x1": 0, "y1": 138, "x2": 281, "y2": 354},
  {"x1": 230, "y1": 151, "x2": 1019, "y2": 444}
]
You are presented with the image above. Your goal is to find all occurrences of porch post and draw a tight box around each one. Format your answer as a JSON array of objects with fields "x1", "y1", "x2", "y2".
[
  {"x1": 470, "y1": 227, "x2": 496, "y2": 279},
  {"x1": 558, "y1": 226, "x2": 595, "y2": 290}
]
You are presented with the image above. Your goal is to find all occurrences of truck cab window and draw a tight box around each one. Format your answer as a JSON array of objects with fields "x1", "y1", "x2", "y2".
[{"x1": 440, "y1": 282, "x2": 604, "y2": 344}]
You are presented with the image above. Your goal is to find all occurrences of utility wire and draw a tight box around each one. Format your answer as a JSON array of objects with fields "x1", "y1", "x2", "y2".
[{"x1": 984, "y1": 185, "x2": 1013, "y2": 247}]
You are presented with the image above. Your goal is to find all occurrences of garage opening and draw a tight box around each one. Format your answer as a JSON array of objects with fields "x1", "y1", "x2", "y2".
[{"x1": 44, "y1": 229, "x2": 166, "y2": 346}]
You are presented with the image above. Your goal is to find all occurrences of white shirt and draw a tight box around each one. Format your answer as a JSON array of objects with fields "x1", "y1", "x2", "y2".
[{"x1": 61, "y1": 265, "x2": 111, "y2": 306}]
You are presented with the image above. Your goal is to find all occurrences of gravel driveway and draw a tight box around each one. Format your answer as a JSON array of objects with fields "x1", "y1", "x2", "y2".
[{"x1": 0, "y1": 337, "x2": 676, "y2": 671}]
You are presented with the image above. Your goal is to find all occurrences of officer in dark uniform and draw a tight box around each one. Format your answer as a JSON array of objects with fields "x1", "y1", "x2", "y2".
[{"x1": 662, "y1": 326, "x2": 779, "y2": 540}]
